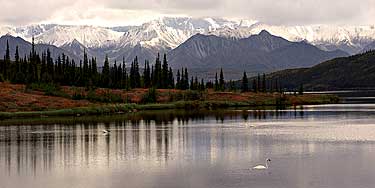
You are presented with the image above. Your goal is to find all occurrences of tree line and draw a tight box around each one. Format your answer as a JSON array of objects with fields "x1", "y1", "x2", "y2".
[
  {"x1": 0, "y1": 39, "x2": 291, "y2": 93},
  {"x1": 241, "y1": 71, "x2": 285, "y2": 93},
  {"x1": 0, "y1": 39, "x2": 194, "y2": 90}
]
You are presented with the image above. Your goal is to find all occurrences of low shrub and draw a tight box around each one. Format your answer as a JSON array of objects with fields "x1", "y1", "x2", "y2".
[
  {"x1": 86, "y1": 89, "x2": 125, "y2": 103},
  {"x1": 141, "y1": 87, "x2": 158, "y2": 104},
  {"x1": 28, "y1": 83, "x2": 69, "y2": 98}
]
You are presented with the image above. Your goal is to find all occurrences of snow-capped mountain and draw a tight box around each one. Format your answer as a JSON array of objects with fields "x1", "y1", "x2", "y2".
[
  {"x1": 1, "y1": 18, "x2": 375, "y2": 55},
  {"x1": 0, "y1": 24, "x2": 123, "y2": 48},
  {"x1": 103, "y1": 17, "x2": 256, "y2": 63},
  {"x1": 0, "y1": 24, "x2": 59, "y2": 41},
  {"x1": 1, "y1": 17, "x2": 375, "y2": 65},
  {"x1": 168, "y1": 30, "x2": 348, "y2": 79},
  {"x1": 35, "y1": 25, "x2": 123, "y2": 48},
  {"x1": 116, "y1": 17, "x2": 249, "y2": 50},
  {"x1": 209, "y1": 23, "x2": 375, "y2": 54},
  {"x1": 0, "y1": 34, "x2": 80, "y2": 63}
]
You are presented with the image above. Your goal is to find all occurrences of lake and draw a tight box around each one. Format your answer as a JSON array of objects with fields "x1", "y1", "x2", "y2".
[{"x1": 1, "y1": 103, "x2": 375, "y2": 187}]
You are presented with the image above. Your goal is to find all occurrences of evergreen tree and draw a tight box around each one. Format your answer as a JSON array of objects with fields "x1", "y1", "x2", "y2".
[
  {"x1": 46, "y1": 49, "x2": 54, "y2": 82},
  {"x1": 190, "y1": 77, "x2": 194, "y2": 90},
  {"x1": 299, "y1": 84, "x2": 304, "y2": 95},
  {"x1": 257, "y1": 74, "x2": 261, "y2": 92},
  {"x1": 91, "y1": 57, "x2": 98, "y2": 86},
  {"x1": 168, "y1": 67, "x2": 174, "y2": 88},
  {"x1": 242, "y1": 72, "x2": 249, "y2": 92},
  {"x1": 184, "y1": 68, "x2": 189, "y2": 90},
  {"x1": 130, "y1": 56, "x2": 141, "y2": 88},
  {"x1": 262, "y1": 73, "x2": 266, "y2": 92},
  {"x1": 31, "y1": 37, "x2": 36, "y2": 61},
  {"x1": 214, "y1": 72, "x2": 219, "y2": 91},
  {"x1": 15, "y1": 46, "x2": 20, "y2": 71},
  {"x1": 162, "y1": 54, "x2": 169, "y2": 88},
  {"x1": 176, "y1": 70, "x2": 181, "y2": 89},
  {"x1": 200, "y1": 79, "x2": 205, "y2": 91},
  {"x1": 4, "y1": 40, "x2": 10, "y2": 78},
  {"x1": 143, "y1": 60, "x2": 151, "y2": 88},
  {"x1": 102, "y1": 55, "x2": 110, "y2": 87},
  {"x1": 82, "y1": 49, "x2": 89, "y2": 85},
  {"x1": 5, "y1": 40, "x2": 10, "y2": 62},
  {"x1": 153, "y1": 53, "x2": 162, "y2": 88},
  {"x1": 253, "y1": 79, "x2": 257, "y2": 92},
  {"x1": 219, "y1": 68, "x2": 225, "y2": 91},
  {"x1": 14, "y1": 46, "x2": 19, "y2": 63},
  {"x1": 122, "y1": 58, "x2": 128, "y2": 89}
]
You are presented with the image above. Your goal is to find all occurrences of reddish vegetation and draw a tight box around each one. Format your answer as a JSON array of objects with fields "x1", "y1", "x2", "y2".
[
  {"x1": 0, "y1": 82, "x2": 91, "y2": 112},
  {"x1": 0, "y1": 82, "x2": 335, "y2": 112},
  {"x1": 0, "y1": 83, "x2": 188, "y2": 112}
]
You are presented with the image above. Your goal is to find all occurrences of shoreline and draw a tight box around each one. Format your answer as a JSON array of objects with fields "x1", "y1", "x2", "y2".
[{"x1": 0, "y1": 95, "x2": 339, "y2": 119}]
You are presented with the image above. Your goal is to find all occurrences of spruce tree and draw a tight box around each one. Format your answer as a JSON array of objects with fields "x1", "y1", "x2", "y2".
[
  {"x1": 176, "y1": 70, "x2": 181, "y2": 89},
  {"x1": 122, "y1": 57, "x2": 128, "y2": 89},
  {"x1": 4, "y1": 40, "x2": 10, "y2": 78},
  {"x1": 82, "y1": 49, "x2": 89, "y2": 85},
  {"x1": 257, "y1": 74, "x2": 261, "y2": 92},
  {"x1": 253, "y1": 79, "x2": 257, "y2": 92},
  {"x1": 214, "y1": 72, "x2": 219, "y2": 91},
  {"x1": 15, "y1": 46, "x2": 20, "y2": 72},
  {"x1": 102, "y1": 55, "x2": 110, "y2": 87},
  {"x1": 299, "y1": 84, "x2": 304, "y2": 95},
  {"x1": 262, "y1": 73, "x2": 266, "y2": 92},
  {"x1": 184, "y1": 68, "x2": 189, "y2": 90},
  {"x1": 143, "y1": 60, "x2": 151, "y2": 88},
  {"x1": 219, "y1": 68, "x2": 225, "y2": 91},
  {"x1": 162, "y1": 54, "x2": 169, "y2": 88},
  {"x1": 168, "y1": 67, "x2": 174, "y2": 88},
  {"x1": 200, "y1": 79, "x2": 205, "y2": 90},
  {"x1": 180, "y1": 69, "x2": 184, "y2": 89},
  {"x1": 242, "y1": 72, "x2": 249, "y2": 92},
  {"x1": 153, "y1": 54, "x2": 162, "y2": 88}
]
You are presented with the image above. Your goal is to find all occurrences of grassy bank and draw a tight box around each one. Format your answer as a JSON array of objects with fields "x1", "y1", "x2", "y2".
[
  {"x1": 0, "y1": 94, "x2": 338, "y2": 119},
  {"x1": 0, "y1": 82, "x2": 339, "y2": 119}
]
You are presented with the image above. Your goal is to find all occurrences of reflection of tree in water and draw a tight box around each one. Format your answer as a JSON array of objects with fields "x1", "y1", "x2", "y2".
[{"x1": 0, "y1": 108, "x2": 306, "y2": 176}]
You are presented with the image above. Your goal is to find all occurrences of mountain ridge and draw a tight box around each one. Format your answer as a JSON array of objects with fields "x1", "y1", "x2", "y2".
[
  {"x1": 1, "y1": 17, "x2": 375, "y2": 56},
  {"x1": 267, "y1": 50, "x2": 375, "y2": 90},
  {"x1": 167, "y1": 31, "x2": 348, "y2": 80}
]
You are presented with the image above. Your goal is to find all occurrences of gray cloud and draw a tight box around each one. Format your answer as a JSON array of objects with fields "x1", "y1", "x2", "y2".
[
  {"x1": 0, "y1": 0, "x2": 76, "y2": 25},
  {"x1": 106, "y1": 0, "x2": 222, "y2": 10},
  {"x1": 0, "y1": 0, "x2": 374, "y2": 26}
]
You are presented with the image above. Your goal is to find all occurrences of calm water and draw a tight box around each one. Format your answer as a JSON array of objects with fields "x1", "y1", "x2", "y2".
[{"x1": 1, "y1": 105, "x2": 375, "y2": 188}]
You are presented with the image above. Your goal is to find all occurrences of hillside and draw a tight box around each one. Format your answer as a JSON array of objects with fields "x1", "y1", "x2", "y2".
[
  {"x1": 268, "y1": 51, "x2": 375, "y2": 90},
  {"x1": 168, "y1": 31, "x2": 348, "y2": 79},
  {"x1": 0, "y1": 35, "x2": 81, "y2": 63}
]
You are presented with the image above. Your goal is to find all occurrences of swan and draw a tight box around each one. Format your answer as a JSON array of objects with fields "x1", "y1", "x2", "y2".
[
  {"x1": 102, "y1": 130, "x2": 110, "y2": 135},
  {"x1": 252, "y1": 159, "x2": 271, "y2": 170}
]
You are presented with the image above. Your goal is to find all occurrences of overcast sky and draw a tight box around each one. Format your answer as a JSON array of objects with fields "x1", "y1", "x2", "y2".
[{"x1": 1, "y1": 0, "x2": 374, "y2": 26}]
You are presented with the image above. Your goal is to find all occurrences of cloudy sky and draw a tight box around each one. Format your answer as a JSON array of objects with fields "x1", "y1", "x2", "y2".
[{"x1": 1, "y1": 0, "x2": 374, "y2": 26}]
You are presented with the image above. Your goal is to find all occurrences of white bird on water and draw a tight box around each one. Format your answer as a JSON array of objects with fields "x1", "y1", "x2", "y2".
[
  {"x1": 102, "y1": 130, "x2": 110, "y2": 135},
  {"x1": 252, "y1": 159, "x2": 271, "y2": 170}
]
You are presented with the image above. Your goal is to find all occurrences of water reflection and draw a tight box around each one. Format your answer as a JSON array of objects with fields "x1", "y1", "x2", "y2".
[
  {"x1": 0, "y1": 109, "x2": 305, "y2": 176},
  {"x1": 2, "y1": 107, "x2": 375, "y2": 188}
]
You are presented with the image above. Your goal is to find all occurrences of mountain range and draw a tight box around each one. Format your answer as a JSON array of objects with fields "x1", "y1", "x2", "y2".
[
  {"x1": 0, "y1": 34, "x2": 80, "y2": 63},
  {"x1": 168, "y1": 30, "x2": 348, "y2": 79},
  {"x1": 2, "y1": 17, "x2": 375, "y2": 78},
  {"x1": 2, "y1": 17, "x2": 375, "y2": 56}
]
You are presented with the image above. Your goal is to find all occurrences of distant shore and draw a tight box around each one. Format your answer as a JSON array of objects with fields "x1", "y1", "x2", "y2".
[{"x1": 0, "y1": 82, "x2": 339, "y2": 119}]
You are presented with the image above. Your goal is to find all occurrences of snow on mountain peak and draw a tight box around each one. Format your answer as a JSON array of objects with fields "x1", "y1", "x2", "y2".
[
  {"x1": 1, "y1": 17, "x2": 375, "y2": 56},
  {"x1": 34, "y1": 25, "x2": 123, "y2": 48},
  {"x1": 116, "y1": 17, "x2": 254, "y2": 49}
]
